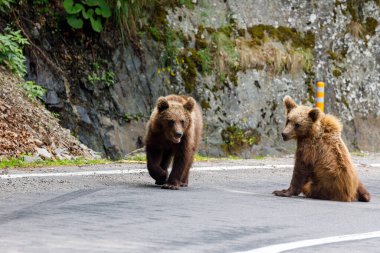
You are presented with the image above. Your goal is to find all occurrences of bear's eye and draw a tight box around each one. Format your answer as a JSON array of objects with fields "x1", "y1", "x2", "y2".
[
  {"x1": 180, "y1": 120, "x2": 185, "y2": 126},
  {"x1": 168, "y1": 120, "x2": 174, "y2": 127},
  {"x1": 294, "y1": 123, "x2": 300, "y2": 129}
]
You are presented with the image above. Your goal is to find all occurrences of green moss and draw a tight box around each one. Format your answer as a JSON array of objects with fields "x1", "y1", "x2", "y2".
[
  {"x1": 179, "y1": 0, "x2": 195, "y2": 10},
  {"x1": 247, "y1": 25, "x2": 268, "y2": 46},
  {"x1": 302, "y1": 31, "x2": 316, "y2": 49},
  {"x1": 154, "y1": 4, "x2": 169, "y2": 27},
  {"x1": 217, "y1": 24, "x2": 234, "y2": 37},
  {"x1": 248, "y1": 25, "x2": 315, "y2": 49},
  {"x1": 305, "y1": 72, "x2": 316, "y2": 104},
  {"x1": 196, "y1": 49, "x2": 212, "y2": 74},
  {"x1": 365, "y1": 17, "x2": 378, "y2": 36},
  {"x1": 271, "y1": 101, "x2": 278, "y2": 112},
  {"x1": 195, "y1": 25, "x2": 208, "y2": 49},
  {"x1": 210, "y1": 31, "x2": 240, "y2": 86},
  {"x1": 327, "y1": 50, "x2": 340, "y2": 61},
  {"x1": 148, "y1": 26, "x2": 164, "y2": 41},
  {"x1": 248, "y1": 25, "x2": 268, "y2": 41},
  {"x1": 237, "y1": 28, "x2": 246, "y2": 36},
  {"x1": 221, "y1": 124, "x2": 261, "y2": 155},
  {"x1": 211, "y1": 85, "x2": 219, "y2": 92},
  {"x1": 200, "y1": 99, "x2": 210, "y2": 110},
  {"x1": 205, "y1": 27, "x2": 216, "y2": 34},
  {"x1": 341, "y1": 46, "x2": 348, "y2": 58},
  {"x1": 179, "y1": 49, "x2": 198, "y2": 93},
  {"x1": 229, "y1": 65, "x2": 240, "y2": 86},
  {"x1": 160, "y1": 28, "x2": 180, "y2": 68},
  {"x1": 124, "y1": 112, "x2": 144, "y2": 123},
  {"x1": 341, "y1": 96, "x2": 350, "y2": 108},
  {"x1": 346, "y1": 0, "x2": 358, "y2": 21},
  {"x1": 195, "y1": 38, "x2": 208, "y2": 49},
  {"x1": 332, "y1": 68, "x2": 342, "y2": 77}
]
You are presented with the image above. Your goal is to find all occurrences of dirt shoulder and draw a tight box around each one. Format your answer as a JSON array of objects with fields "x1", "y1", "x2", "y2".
[{"x1": 0, "y1": 68, "x2": 96, "y2": 160}]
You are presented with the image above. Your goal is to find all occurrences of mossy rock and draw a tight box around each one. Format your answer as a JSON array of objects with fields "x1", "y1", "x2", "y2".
[
  {"x1": 247, "y1": 25, "x2": 315, "y2": 49},
  {"x1": 365, "y1": 17, "x2": 378, "y2": 36},
  {"x1": 200, "y1": 99, "x2": 211, "y2": 110},
  {"x1": 221, "y1": 125, "x2": 261, "y2": 155},
  {"x1": 333, "y1": 68, "x2": 342, "y2": 77}
]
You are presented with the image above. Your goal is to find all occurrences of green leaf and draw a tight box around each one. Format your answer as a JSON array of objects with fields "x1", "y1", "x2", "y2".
[
  {"x1": 86, "y1": 0, "x2": 100, "y2": 6},
  {"x1": 67, "y1": 15, "x2": 84, "y2": 29},
  {"x1": 98, "y1": 1, "x2": 111, "y2": 18},
  {"x1": 95, "y1": 7, "x2": 102, "y2": 15},
  {"x1": 90, "y1": 1, "x2": 111, "y2": 18},
  {"x1": 63, "y1": 0, "x2": 83, "y2": 14},
  {"x1": 83, "y1": 8, "x2": 94, "y2": 19},
  {"x1": 82, "y1": 8, "x2": 89, "y2": 19},
  {"x1": 90, "y1": 16, "x2": 102, "y2": 32}
]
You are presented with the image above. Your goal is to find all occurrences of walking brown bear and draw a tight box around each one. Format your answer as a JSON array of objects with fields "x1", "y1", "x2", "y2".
[
  {"x1": 273, "y1": 95, "x2": 370, "y2": 202},
  {"x1": 145, "y1": 95, "x2": 203, "y2": 190}
]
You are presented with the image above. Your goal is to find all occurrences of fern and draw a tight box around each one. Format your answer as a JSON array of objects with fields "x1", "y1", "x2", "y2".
[{"x1": 0, "y1": 27, "x2": 29, "y2": 77}]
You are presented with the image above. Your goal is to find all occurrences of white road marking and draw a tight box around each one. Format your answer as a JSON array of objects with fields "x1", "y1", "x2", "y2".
[
  {"x1": 235, "y1": 231, "x2": 380, "y2": 253},
  {"x1": 0, "y1": 165, "x2": 293, "y2": 179},
  {"x1": 0, "y1": 169, "x2": 147, "y2": 179},
  {"x1": 0, "y1": 163, "x2": 378, "y2": 180},
  {"x1": 222, "y1": 189, "x2": 264, "y2": 196}
]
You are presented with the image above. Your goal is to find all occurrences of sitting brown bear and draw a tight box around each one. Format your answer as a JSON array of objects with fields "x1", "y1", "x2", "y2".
[
  {"x1": 145, "y1": 95, "x2": 203, "y2": 190},
  {"x1": 273, "y1": 95, "x2": 370, "y2": 202}
]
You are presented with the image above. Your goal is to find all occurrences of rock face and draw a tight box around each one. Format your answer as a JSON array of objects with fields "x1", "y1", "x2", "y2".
[{"x1": 26, "y1": 0, "x2": 380, "y2": 158}]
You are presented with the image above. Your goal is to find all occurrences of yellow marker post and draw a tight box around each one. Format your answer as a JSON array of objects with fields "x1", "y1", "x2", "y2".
[{"x1": 316, "y1": 81, "x2": 325, "y2": 112}]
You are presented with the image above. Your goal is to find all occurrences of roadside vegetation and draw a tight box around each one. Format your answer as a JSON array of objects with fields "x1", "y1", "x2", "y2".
[{"x1": 0, "y1": 157, "x2": 111, "y2": 169}]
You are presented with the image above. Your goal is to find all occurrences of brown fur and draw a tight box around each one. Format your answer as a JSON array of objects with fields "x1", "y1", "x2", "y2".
[
  {"x1": 144, "y1": 95, "x2": 203, "y2": 190},
  {"x1": 273, "y1": 95, "x2": 370, "y2": 202}
]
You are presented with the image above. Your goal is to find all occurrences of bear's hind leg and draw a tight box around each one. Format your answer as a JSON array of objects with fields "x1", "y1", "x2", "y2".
[
  {"x1": 357, "y1": 181, "x2": 371, "y2": 202},
  {"x1": 301, "y1": 180, "x2": 312, "y2": 198},
  {"x1": 180, "y1": 157, "x2": 194, "y2": 187}
]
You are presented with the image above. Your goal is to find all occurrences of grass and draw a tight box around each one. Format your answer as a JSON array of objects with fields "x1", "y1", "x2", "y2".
[
  {"x1": 0, "y1": 153, "x2": 269, "y2": 170},
  {"x1": 0, "y1": 157, "x2": 111, "y2": 169},
  {"x1": 125, "y1": 153, "x2": 146, "y2": 162},
  {"x1": 351, "y1": 151, "x2": 368, "y2": 157},
  {"x1": 253, "y1": 155, "x2": 266, "y2": 160},
  {"x1": 236, "y1": 38, "x2": 313, "y2": 76}
]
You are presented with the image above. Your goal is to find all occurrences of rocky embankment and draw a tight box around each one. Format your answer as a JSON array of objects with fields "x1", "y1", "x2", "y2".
[{"x1": 0, "y1": 68, "x2": 97, "y2": 161}]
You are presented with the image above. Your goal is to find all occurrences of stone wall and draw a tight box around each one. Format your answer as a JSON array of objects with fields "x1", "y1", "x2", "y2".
[{"x1": 28, "y1": 0, "x2": 380, "y2": 158}]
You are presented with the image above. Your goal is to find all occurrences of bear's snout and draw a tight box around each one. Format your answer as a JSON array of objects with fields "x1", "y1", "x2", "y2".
[
  {"x1": 175, "y1": 131, "x2": 183, "y2": 138},
  {"x1": 281, "y1": 133, "x2": 289, "y2": 141}
]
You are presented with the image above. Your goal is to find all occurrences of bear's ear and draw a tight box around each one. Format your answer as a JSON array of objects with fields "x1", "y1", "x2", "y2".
[
  {"x1": 283, "y1": 95, "x2": 297, "y2": 114},
  {"x1": 308, "y1": 108, "x2": 321, "y2": 122},
  {"x1": 183, "y1": 97, "x2": 195, "y2": 111},
  {"x1": 157, "y1": 97, "x2": 169, "y2": 112}
]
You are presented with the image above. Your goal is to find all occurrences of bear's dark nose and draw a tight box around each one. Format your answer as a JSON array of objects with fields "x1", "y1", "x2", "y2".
[
  {"x1": 281, "y1": 133, "x2": 288, "y2": 141},
  {"x1": 175, "y1": 132, "x2": 183, "y2": 138}
]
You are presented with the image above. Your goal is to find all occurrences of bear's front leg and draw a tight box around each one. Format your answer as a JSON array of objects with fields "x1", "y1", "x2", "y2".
[
  {"x1": 162, "y1": 143, "x2": 191, "y2": 190},
  {"x1": 273, "y1": 161, "x2": 311, "y2": 197},
  {"x1": 146, "y1": 148, "x2": 168, "y2": 185},
  {"x1": 162, "y1": 155, "x2": 183, "y2": 190},
  {"x1": 273, "y1": 187, "x2": 294, "y2": 197}
]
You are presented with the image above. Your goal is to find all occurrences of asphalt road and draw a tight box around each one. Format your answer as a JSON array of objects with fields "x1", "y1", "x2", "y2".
[{"x1": 0, "y1": 155, "x2": 379, "y2": 253}]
